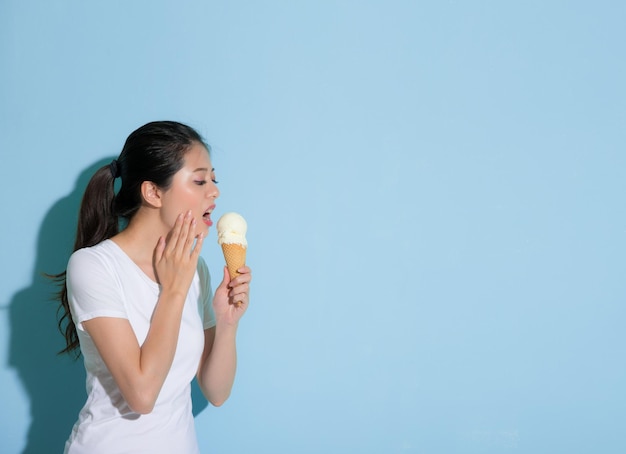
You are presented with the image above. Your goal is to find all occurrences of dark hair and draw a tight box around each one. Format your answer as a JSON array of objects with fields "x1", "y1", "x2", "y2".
[{"x1": 53, "y1": 121, "x2": 208, "y2": 356}]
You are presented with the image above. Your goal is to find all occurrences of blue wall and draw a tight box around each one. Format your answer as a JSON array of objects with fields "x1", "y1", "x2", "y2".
[{"x1": 1, "y1": 1, "x2": 625, "y2": 453}]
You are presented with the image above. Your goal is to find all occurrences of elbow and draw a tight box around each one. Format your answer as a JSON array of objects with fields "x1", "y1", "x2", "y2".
[
  {"x1": 125, "y1": 390, "x2": 159, "y2": 415},
  {"x1": 208, "y1": 390, "x2": 231, "y2": 408},
  {"x1": 130, "y1": 401, "x2": 156, "y2": 415},
  {"x1": 197, "y1": 372, "x2": 233, "y2": 407},
  {"x1": 209, "y1": 397, "x2": 227, "y2": 407}
]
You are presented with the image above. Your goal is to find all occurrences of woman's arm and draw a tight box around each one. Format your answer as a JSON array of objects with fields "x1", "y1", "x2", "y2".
[
  {"x1": 197, "y1": 265, "x2": 251, "y2": 406},
  {"x1": 83, "y1": 291, "x2": 186, "y2": 414},
  {"x1": 83, "y1": 212, "x2": 203, "y2": 414}
]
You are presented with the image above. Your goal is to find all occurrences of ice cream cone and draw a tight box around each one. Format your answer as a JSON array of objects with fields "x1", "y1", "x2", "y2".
[
  {"x1": 216, "y1": 212, "x2": 248, "y2": 306},
  {"x1": 221, "y1": 242, "x2": 247, "y2": 280}
]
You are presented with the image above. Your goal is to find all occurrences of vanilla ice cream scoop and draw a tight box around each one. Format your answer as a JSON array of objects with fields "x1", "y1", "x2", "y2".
[{"x1": 216, "y1": 212, "x2": 248, "y2": 246}]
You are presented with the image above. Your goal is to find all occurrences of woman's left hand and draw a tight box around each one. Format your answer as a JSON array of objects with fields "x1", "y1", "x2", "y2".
[{"x1": 213, "y1": 265, "x2": 252, "y2": 325}]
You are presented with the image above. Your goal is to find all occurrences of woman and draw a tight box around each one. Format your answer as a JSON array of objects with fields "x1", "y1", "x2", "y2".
[{"x1": 54, "y1": 121, "x2": 251, "y2": 453}]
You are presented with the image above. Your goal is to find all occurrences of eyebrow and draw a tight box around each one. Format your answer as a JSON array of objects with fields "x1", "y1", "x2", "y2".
[{"x1": 193, "y1": 167, "x2": 215, "y2": 172}]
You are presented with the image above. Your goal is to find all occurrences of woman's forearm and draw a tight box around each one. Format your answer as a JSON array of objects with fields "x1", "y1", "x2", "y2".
[
  {"x1": 83, "y1": 290, "x2": 186, "y2": 414},
  {"x1": 198, "y1": 324, "x2": 239, "y2": 406},
  {"x1": 138, "y1": 291, "x2": 187, "y2": 391}
]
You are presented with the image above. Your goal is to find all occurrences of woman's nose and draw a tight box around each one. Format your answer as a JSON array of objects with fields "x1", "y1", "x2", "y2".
[{"x1": 208, "y1": 182, "x2": 220, "y2": 199}]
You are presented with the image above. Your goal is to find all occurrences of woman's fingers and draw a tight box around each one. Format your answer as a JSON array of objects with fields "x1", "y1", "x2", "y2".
[
  {"x1": 191, "y1": 231, "x2": 204, "y2": 258},
  {"x1": 154, "y1": 236, "x2": 166, "y2": 263},
  {"x1": 163, "y1": 211, "x2": 198, "y2": 259},
  {"x1": 164, "y1": 212, "x2": 186, "y2": 254},
  {"x1": 175, "y1": 212, "x2": 194, "y2": 256},
  {"x1": 230, "y1": 283, "x2": 249, "y2": 299},
  {"x1": 228, "y1": 267, "x2": 252, "y2": 287},
  {"x1": 183, "y1": 218, "x2": 197, "y2": 254},
  {"x1": 228, "y1": 266, "x2": 251, "y2": 304},
  {"x1": 153, "y1": 211, "x2": 204, "y2": 293}
]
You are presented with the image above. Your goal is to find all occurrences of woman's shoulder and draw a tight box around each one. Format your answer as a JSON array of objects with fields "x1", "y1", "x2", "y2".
[
  {"x1": 196, "y1": 255, "x2": 209, "y2": 277},
  {"x1": 197, "y1": 255, "x2": 208, "y2": 270},
  {"x1": 68, "y1": 240, "x2": 119, "y2": 269},
  {"x1": 196, "y1": 256, "x2": 212, "y2": 287}
]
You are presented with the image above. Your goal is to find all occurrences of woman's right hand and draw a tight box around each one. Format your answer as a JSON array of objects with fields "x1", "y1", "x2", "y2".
[{"x1": 154, "y1": 210, "x2": 204, "y2": 297}]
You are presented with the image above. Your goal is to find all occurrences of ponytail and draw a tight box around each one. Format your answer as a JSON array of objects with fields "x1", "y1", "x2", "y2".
[
  {"x1": 52, "y1": 163, "x2": 119, "y2": 356},
  {"x1": 75, "y1": 164, "x2": 119, "y2": 249}
]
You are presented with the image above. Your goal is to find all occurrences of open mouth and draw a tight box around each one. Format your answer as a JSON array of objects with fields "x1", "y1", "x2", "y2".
[{"x1": 202, "y1": 206, "x2": 215, "y2": 226}]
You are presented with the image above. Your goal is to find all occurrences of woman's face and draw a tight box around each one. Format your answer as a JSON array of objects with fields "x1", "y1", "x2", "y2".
[{"x1": 158, "y1": 142, "x2": 220, "y2": 236}]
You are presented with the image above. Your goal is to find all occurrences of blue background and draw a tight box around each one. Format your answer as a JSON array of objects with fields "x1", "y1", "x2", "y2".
[{"x1": 1, "y1": 1, "x2": 625, "y2": 453}]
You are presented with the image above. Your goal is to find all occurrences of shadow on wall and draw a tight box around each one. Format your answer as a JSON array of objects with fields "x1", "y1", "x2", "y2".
[
  {"x1": 7, "y1": 158, "x2": 209, "y2": 453},
  {"x1": 7, "y1": 159, "x2": 107, "y2": 453}
]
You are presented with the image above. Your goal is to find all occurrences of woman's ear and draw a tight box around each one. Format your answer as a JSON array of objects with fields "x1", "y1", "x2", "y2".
[{"x1": 141, "y1": 181, "x2": 162, "y2": 207}]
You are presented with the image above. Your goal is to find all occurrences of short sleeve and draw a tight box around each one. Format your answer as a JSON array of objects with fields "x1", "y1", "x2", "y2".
[
  {"x1": 66, "y1": 247, "x2": 128, "y2": 331},
  {"x1": 197, "y1": 257, "x2": 216, "y2": 329}
]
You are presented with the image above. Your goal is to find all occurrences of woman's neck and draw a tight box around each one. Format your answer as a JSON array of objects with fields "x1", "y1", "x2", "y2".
[{"x1": 111, "y1": 212, "x2": 167, "y2": 281}]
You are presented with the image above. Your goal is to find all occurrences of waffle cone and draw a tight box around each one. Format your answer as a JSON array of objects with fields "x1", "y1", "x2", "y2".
[{"x1": 221, "y1": 243, "x2": 247, "y2": 280}]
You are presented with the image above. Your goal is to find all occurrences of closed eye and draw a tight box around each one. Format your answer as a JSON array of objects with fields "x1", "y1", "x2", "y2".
[{"x1": 194, "y1": 179, "x2": 218, "y2": 185}]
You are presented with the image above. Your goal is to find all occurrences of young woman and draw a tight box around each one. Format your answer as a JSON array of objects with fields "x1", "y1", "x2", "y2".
[{"x1": 54, "y1": 121, "x2": 251, "y2": 453}]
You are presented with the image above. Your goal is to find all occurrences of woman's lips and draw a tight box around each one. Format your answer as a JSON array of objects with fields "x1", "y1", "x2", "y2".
[{"x1": 202, "y1": 206, "x2": 215, "y2": 226}]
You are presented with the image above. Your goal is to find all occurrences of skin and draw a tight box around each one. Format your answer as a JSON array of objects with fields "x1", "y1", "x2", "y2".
[{"x1": 82, "y1": 142, "x2": 251, "y2": 413}]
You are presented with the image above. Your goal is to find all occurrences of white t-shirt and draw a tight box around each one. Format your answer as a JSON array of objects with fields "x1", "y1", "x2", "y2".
[{"x1": 64, "y1": 240, "x2": 215, "y2": 454}]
